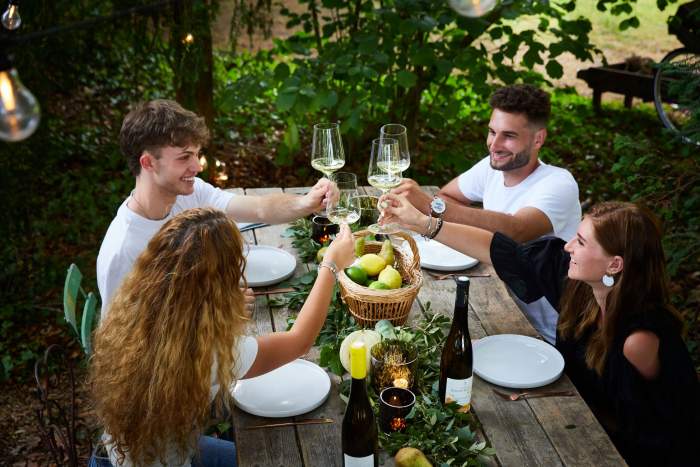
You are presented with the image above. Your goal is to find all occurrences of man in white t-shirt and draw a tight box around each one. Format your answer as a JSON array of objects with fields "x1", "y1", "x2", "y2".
[
  {"x1": 392, "y1": 84, "x2": 581, "y2": 343},
  {"x1": 97, "y1": 99, "x2": 331, "y2": 313}
]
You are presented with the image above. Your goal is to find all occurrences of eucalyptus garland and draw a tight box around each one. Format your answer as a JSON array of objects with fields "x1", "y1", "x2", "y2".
[{"x1": 273, "y1": 219, "x2": 495, "y2": 466}]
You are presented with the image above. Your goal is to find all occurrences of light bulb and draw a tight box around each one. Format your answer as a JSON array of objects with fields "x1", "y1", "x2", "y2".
[
  {"x1": 448, "y1": 0, "x2": 499, "y2": 18},
  {"x1": 0, "y1": 67, "x2": 40, "y2": 142},
  {"x1": 1, "y1": 2, "x2": 21, "y2": 30}
]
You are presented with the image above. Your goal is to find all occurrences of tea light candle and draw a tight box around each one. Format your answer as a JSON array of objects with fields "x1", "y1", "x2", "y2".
[
  {"x1": 378, "y1": 387, "x2": 416, "y2": 433},
  {"x1": 311, "y1": 215, "x2": 339, "y2": 244}
]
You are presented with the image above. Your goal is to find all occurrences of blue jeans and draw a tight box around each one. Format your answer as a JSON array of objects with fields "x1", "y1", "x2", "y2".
[{"x1": 88, "y1": 436, "x2": 237, "y2": 467}]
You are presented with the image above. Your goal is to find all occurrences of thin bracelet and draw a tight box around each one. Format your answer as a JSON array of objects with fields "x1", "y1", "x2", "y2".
[
  {"x1": 428, "y1": 217, "x2": 444, "y2": 240},
  {"x1": 422, "y1": 214, "x2": 434, "y2": 240},
  {"x1": 318, "y1": 260, "x2": 338, "y2": 281},
  {"x1": 422, "y1": 214, "x2": 432, "y2": 239}
]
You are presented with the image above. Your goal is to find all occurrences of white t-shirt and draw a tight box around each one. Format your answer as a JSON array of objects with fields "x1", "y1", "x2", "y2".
[
  {"x1": 96, "y1": 178, "x2": 234, "y2": 315},
  {"x1": 105, "y1": 336, "x2": 259, "y2": 467},
  {"x1": 458, "y1": 156, "x2": 581, "y2": 343}
]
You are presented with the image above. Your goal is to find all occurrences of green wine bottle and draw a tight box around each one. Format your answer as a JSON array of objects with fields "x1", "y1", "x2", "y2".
[
  {"x1": 438, "y1": 276, "x2": 473, "y2": 412},
  {"x1": 342, "y1": 341, "x2": 378, "y2": 466}
]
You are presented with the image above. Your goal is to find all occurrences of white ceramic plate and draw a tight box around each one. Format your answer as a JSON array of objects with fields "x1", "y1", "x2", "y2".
[
  {"x1": 232, "y1": 359, "x2": 331, "y2": 417},
  {"x1": 244, "y1": 245, "x2": 296, "y2": 287},
  {"x1": 413, "y1": 235, "x2": 479, "y2": 271},
  {"x1": 473, "y1": 334, "x2": 565, "y2": 389}
]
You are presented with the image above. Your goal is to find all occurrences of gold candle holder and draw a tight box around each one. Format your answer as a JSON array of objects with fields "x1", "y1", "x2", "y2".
[{"x1": 370, "y1": 340, "x2": 418, "y2": 392}]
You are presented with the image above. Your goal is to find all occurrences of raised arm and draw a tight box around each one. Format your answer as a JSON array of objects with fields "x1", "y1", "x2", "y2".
[
  {"x1": 380, "y1": 192, "x2": 494, "y2": 265},
  {"x1": 225, "y1": 178, "x2": 331, "y2": 224},
  {"x1": 242, "y1": 224, "x2": 355, "y2": 378},
  {"x1": 392, "y1": 178, "x2": 553, "y2": 242}
]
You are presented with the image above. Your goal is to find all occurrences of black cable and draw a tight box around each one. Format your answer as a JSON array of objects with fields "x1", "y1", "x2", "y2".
[{"x1": 0, "y1": 0, "x2": 177, "y2": 47}]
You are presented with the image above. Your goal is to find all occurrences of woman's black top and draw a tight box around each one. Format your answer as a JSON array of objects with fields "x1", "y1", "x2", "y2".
[{"x1": 490, "y1": 232, "x2": 699, "y2": 467}]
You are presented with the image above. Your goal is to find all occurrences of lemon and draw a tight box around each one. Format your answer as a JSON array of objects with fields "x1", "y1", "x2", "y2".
[
  {"x1": 316, "y1": 246, "x2": 328, "y2": 263},
  {"x1": 339, "y1": 330, "x2": 381, "y2": 373},
  {"x1": 368, "y1": 281, "x2": 390, "y2": 290},
  {"x1": 378, "y1": 265, "x2": 402, "y2": 289},
  {"x1": 358, "y1": 253, "x2": 386, "y2": 276},
  {"x1": 345, "y1": 266, "x2": 368, "y2": 285}
]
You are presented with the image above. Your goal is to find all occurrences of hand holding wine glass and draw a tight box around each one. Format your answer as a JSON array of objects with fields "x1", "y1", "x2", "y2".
[{"x1": 326, "y1": 172, "x2": 360, "y2": 226}]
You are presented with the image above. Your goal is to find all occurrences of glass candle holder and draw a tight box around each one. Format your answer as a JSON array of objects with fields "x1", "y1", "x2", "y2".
[
  {"x1": 379, "y1": 387, "x2": 416, "y2": 433},
  {"x1": 370, "y1": 340, "x2": 418, "y2": 392},
  {"x1": 311, "y1": 215, "x2": 339, "y2": 244}
]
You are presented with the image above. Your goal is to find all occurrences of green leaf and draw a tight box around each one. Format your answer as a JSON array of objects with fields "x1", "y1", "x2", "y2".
[
  {"x1": 274, "y1": 63, "x2": 290, "y2": 82},
  {"x1": 619, "y1": 17, "x2": 640, "y2": 31},
  {"x1": 276, "y1": 90, "x2": 297, "y2": 112},
  {"x1": 545, "y1": 60, "x2": 564, "y2": 79},
  {"x1": 396, "y1": 70, "x2": 417, "y2": 89}
]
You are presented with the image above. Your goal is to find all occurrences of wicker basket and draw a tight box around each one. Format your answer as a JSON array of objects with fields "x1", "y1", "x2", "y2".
[{"x1": 338, "y1": 230, "x2": 423, "y2": 327}]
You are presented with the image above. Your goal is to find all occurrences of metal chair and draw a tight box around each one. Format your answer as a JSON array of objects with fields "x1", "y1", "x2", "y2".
[
  {"x1": 63, "y1": 264, "x2": 100, "y2": 356},
  {"x1": 34, "y1": 344, "x2": 84, "y2": 466}
]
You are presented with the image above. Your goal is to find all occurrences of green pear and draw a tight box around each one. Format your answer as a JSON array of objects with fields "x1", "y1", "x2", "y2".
[
  {"x1": 395, "y1": 447, "x2": 432, "y2": 467},
  {"x1": 378, "y1": 239, "x2": 395, "y2": 266}
]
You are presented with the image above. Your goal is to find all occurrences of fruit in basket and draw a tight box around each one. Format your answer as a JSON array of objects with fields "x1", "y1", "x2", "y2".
[
  {"x1": 358, "y1": 253, "x2": 386, "y2": 276},
  {"x1": 378, "y1": 265, "x2": 402, "y2": 289},
  {"x1": 339, "y1": 329, "x2": 382, "y2": 373},
  {"x1": 354, "y1": 237, "x2": 365, "y2": 257},
  {"x1": 395, "y1": 447, "x2": 432, "y2": 467},
  {"x1": 368, "y1": 281, "x2": 390, "y2": 290},
  {"x1": 378, "y1": 239, "x2": 395, "y2": 266},
  {"x1": 345, "y1": 266, "x2": 368, "y2": 286},
  {"x1": 316, "y1": 246, "x2": 328, "y2": 263}
]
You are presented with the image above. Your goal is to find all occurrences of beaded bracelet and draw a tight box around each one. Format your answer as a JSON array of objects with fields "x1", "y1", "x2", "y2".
[{"x1": 319, "y1": 260, "x2": 338, "y2": 281}]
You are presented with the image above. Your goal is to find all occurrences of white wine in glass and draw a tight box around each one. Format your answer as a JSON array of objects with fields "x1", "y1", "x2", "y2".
[
  {"x1": 311, "y1": 122, "x2": 345, "y2": 178},
  {"x1": 367, "y1": 137, "x2": 401, "y2": 235},
  {"x1": 326, "y1": 172, "x2": 360, "y2": 225},
  {"x1": 379, "y1": 123, "x2": 410, "y2": 173}
]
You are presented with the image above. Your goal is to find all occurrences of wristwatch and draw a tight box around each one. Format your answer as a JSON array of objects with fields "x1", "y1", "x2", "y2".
[{"x1": 430, "y1": 196, "x2": 446, "y2": 218}]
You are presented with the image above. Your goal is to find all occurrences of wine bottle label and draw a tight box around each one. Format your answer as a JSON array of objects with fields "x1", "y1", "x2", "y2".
[
  {"x1": 445, "y1": 376, "x2": 473, "y2": 411},
  {"x1": 344, "y1": 453, "x2": 374, "y2": 466}
]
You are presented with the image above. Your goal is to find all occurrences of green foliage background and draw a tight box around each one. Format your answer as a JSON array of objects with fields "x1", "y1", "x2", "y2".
[{"x1": 0, "y1": 0, "x2": 698, "y2": 383}]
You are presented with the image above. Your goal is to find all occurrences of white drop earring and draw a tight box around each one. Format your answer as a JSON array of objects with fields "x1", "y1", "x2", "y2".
[{"x1": 602, "y1": 274, "x2": 615, "y2": 287}]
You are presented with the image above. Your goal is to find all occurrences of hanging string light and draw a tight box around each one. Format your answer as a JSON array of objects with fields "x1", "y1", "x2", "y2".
[
  {"x1": 0, "y1": 52, "x2": 39, "y2": 142},
  {"x1": 1, "y1": 0, "x2": 21, "y2": 31},
  {"x1": 448, "y1": 0, "x2": 499, "y2": 18}
]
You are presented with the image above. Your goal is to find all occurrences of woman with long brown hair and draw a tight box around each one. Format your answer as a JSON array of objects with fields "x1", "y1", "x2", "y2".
[
  {"x1": 89, "y1": 207, "x2": 354, "y2": 466},
  {"x1": 380, "y1": 196, "x2": 699, "y2": 466}
]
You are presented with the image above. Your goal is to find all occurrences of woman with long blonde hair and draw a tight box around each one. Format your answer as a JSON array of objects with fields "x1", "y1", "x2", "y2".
[
  {"x1": 380, "y1": 197, "x2": 699, "y2": 466},
  {"x1": 89, "y1": 207, "x2": 354, "y2": 466}
]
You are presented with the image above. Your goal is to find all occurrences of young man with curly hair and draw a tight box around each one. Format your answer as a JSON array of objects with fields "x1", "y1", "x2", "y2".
[
  {"x1": 393, "y1": 84, "x2": 581, "y2": 343},
  {"x1": 97, "y1": 99, "x2": 332, "y2": 312}
]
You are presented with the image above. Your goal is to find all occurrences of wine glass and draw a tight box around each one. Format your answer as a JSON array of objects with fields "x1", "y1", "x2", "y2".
[
  {"x1": 326, "y1": 172, "x2": 360, "y2": 226},
  {"x1": 367, "y1": 137, "x2": 401, "y2": 235},
  {"x1": 310, "y1": 122, "x2": 345, "y2": 178},
  {"x1": 379, "y1": 123, "x2": 410, "y2": 174}
]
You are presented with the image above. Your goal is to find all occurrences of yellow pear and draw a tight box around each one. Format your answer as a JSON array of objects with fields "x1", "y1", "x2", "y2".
[
  {"x1": 395, "y1": 447, "x2": 432, "y2": 467},
  {"x1": 378, "y1": 239, "x2": 395, "y2": 266}
]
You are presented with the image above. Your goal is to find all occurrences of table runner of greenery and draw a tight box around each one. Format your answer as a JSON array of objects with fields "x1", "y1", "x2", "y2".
[{"x1": 271, "y1": 219, "x2": 495, "y2": 466}]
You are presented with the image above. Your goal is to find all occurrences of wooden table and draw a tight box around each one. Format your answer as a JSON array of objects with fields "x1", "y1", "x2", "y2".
[{"x1": 227, "y1": 186, "x2": 626, "y2": 467}]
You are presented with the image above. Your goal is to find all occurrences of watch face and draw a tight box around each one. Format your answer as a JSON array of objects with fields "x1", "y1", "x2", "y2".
[{"x1": 431, "y1": 197, "x2": 446, "y2": 214}]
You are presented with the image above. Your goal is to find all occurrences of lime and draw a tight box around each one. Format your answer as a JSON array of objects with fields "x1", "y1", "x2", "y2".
[
  {"x1": 345, "y1": 266, "x2": 368, "y2": 285},
  {"x1": 368, "y1": 281, "x2": 390, "y2": 290},
  {"x1": 358, "y1": 253, "x2": 386, "y2": 276},
  {"x1": 316, "y1": 246, "x2": 328, "y2": 263},
  {"x1": 378, "y1": 265, "x2": 402, "y2": 289}
]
